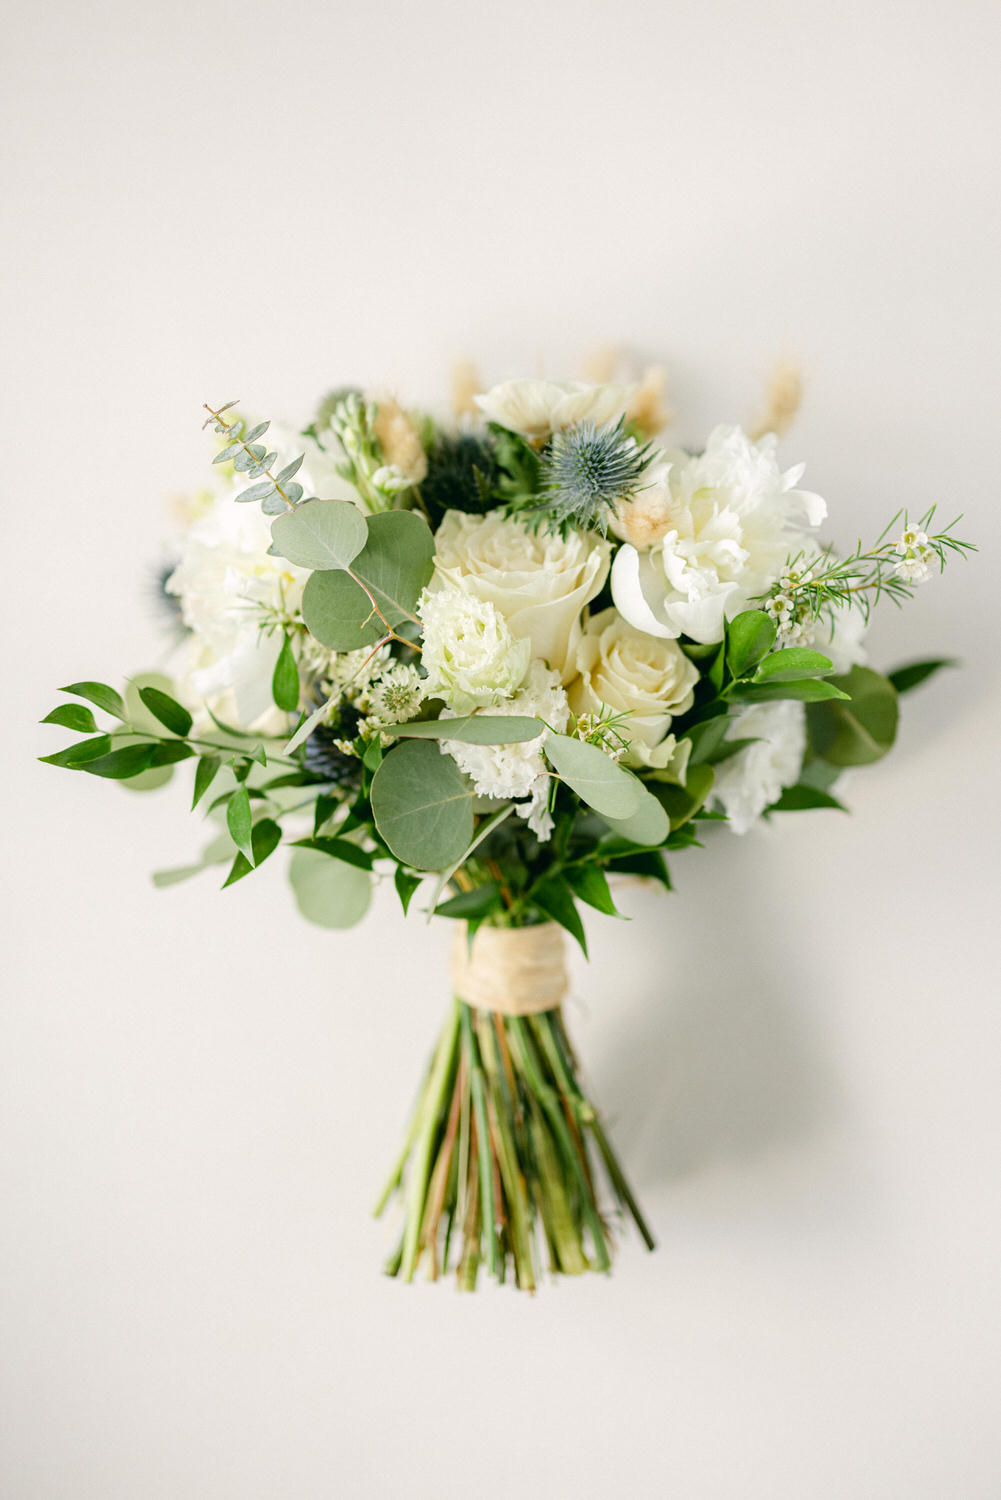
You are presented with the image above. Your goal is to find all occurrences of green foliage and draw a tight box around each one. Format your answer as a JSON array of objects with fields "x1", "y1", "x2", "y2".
[
  {"x1": 39, "y1": 733, "x2": 113, "y2": 768},
  {"x1": 138, "y1": 685, "x2": 193, "y2": 738},
  {"x1": 370, "y1": 739, "x2": 474, "y2": 871},
  {"x1": 192, "y1": 755, "x2": 222, "y2": 809},
  {"x1": 751, "y1": 648, "x2": 834, "y2": 683},
  {"x1": 544, "y1": 734, "x2": 643, "y2": 820},
  {"x1": 564, "y1": 865, "x2": 623, "y2": 918},
  {"x1": 597, "y1": 787, "x2": 670, "y2": 847},
  {"x1": 272, "y1": 635, "x2": 300, "y2": 713},
  {"x1": 288, "y1": 846, "x2": 372, "y2": 929},
  {"x1": 394, "y1": 867, "x2": 423, "y2": 916},
  {"x1": 725, "y1": 611, "x2": 776, "y2": 678},
  {"x1": 270, "y1": 498, "x2": 368, "y2": 571},
  {"x1": 434, "y1": 884, "x2": 504, "y2": 920},
  {"x1": 531, "y1": 873, "x2": 588, "y2": 956},
  {"x1": 888, "y1": 658, "x2": 955, "y2": 695},
  {"x1": 768, "y1": 785, "x2": 847, "y2": 813},
  {"x1": 60, "y1": 681, "x2": 126, "y2": 720},
  {"x1": 40, "y1": 704, "x2": 98, "y2": 733},
  {"x1": 806, "y1": 665, "x2": 899, "y2": 766},
  {"x1": 225, "y1": 785, "x2": 255, "y2": 865},
  {"x1": 648, "y1": 764, "x2": 714, "y2": 829},
  {"x1": 736, "y1": 678, "x2": 850, "y2": 704},
  {"x1": 289, "y1": 836, "x2": 373, "y2": 872},
  {"x1": 222, "y1": 819, "x2": 282, "y2": 887},
  {"x1": 302, "y1": 510, "x2": 434, "y2": 650},
  {"x1": 383, "y1": 715, "x2": 543, "y2": 746}
]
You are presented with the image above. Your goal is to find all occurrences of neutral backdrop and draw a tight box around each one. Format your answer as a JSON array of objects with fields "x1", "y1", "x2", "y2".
[{"x1": 3, "y1": 2, "x2": 1000, "y2": 1497}]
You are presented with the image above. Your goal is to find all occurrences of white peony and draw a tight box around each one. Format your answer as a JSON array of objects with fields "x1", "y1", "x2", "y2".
[
  {"x1": 474, "y1": 379, "x2": 633, "y2": 440},
  {"x1": 710, "y1": 700, "x2": 806, "y2": 834},
  {"x1": 418, "y1": 585, "x2": 531, "y2": 715},
  {"x1": 441, "y1": 661, "x2": 570, "y2": 842},
  {"x1": 166, "y1": 485, "x2": 309, "y2": 728},
  {"x1": 432, "y1": 510, "x2": 610, "y2": 682},
  {"x1": 568, "y1": 608, "x2": 699, "y2": 768},
  {"x1": 611, "y1": 425, "x2": 827, "y2": 645}
]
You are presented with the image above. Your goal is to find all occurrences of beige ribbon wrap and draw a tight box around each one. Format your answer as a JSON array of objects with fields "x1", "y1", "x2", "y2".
[{"x1": 451, "y1": 922, "x2": 568, "y2": 1016}]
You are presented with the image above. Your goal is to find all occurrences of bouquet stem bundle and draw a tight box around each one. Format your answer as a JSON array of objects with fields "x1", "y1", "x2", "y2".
[{"x1": 376, "y1": 935, "x2": 654, "y2": 1290}]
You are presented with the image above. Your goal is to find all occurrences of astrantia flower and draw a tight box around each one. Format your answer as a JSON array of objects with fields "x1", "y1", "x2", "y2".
[
  {"x1": 710, "y1": 700, "x2": 806, "y2": 833},
  {"x1": 419, "y1": 586, "x2": 531, "y2": 715},
  {"x1": 367, "y1": 663, "x2": 424, "y2": 727},
  {"x1": 432, "y1": 510, "x2": 610, "y2": 681},
  {"x1": 474, "y1": 379, "x2": 632, "y2": 441},
  {"x1": 441, "y1": 661, "x2": 570, "y2": 841},
  {"x1": 611, "y1": 426, "x2": 827, "y2": 645},
  {"x1": 568, "y1": 608, "x2": 699, "y2": 768}
]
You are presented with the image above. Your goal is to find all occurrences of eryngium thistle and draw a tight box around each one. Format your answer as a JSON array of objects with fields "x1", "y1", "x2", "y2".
[
  {"x1": 303, "y1": 704, "x2": 363, "y2": 788},
  {"x1": 536, "y1": 418, "x2": 653, "y2": 534},
  {"x1": 420, "y1": 432, "x2": 499, "y2": 529}
]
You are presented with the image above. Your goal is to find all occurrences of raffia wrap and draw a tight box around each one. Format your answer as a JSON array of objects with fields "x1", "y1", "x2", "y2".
[{"x1": 451, "y1": 922, "x2": 568, "y2": 1016}]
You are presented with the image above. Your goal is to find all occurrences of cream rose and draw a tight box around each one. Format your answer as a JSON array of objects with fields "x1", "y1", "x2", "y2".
[
  {"x1": 473, "y1": 379, "x2": 632, "y2": 441},
  {"x1": 432, "y1": 511, "x2": 610, "y2": 682},
  {"x1": 568, "y1": 607, "x2": 699, "y2": 768}
]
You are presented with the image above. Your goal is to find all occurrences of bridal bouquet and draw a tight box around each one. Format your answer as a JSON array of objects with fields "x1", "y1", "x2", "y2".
[{"x1": 41, "y1": 366, "x2": 971, "y2": 1290}]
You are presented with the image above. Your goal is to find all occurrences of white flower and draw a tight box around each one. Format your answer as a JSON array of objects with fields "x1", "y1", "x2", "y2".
[
  {"x1": 894, "y1": 526, "x2": 934, "y2": 583},
  {"x1": 367, "y1": 663, "x2": 424, "y2": 727},
  {"x1": 166, "y1": 486, "x2": 309, "y2": 728},
  {"x1": 432, "y1": 510, "x2": 610, "y2": 682},
  {"x1": 568, "y1": 608, "x2": 699, "y2": 768},
  {"x1": 473, "y1": 379, "x2": 633, "y2": 440},
  {"x1": 810, "y1": 603, "x2": 868, "y2": 675},
  {"x1": 441, "y1": 661, "x2": 570, "y2": 842},
  {"x1": 611, "y1": 426, "x2": 827, "y2": 645},
  {"x1": 710, "y1": 700, "x2": 806, "y2": 834},
  {"x1": 418, "y1": 586, "x2": 531, "y2": 714},
  {"x1": 609, "y1": 463, "x2": 676, "y2": 549}
]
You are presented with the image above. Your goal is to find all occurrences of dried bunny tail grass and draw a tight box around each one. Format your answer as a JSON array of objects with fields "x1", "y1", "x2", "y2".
[
  {"x1": 748, "y1": 358, "x2": 803, "y2": 441},
  {"x1": 451, "y1": 359, "x2": 482, "y2": 421},
  {"x1": 371, "y1": 392, "x2": 428, "y2": 483}
]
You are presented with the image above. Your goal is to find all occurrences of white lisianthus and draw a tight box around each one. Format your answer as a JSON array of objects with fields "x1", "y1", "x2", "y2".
[
  {"x1": 568, "y1": 608, "x2": 700, "y2": 768},
  {"x1": 432, "y1": 511, "x2": 610, "y2": 682},
  {"x1": 441, "y1": 661, "x2": 570, "y2": 842},
  {"x1": 418, "y1": 585, "x2": 531, "y2": 714},
  {"x1": 166, "y1": 486, "x2": 309, "y2": 728},
  {"x1": 710, "y1": 700, "x2": 806, "y2": 834},
  {"x1": 611, "y1": 426, "x2": 827, "y2": 645},
  {"x1": 474, "y1": 379, "x2": 632, "y2": 440}
]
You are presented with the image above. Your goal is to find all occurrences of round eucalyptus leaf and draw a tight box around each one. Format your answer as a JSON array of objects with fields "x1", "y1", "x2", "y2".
[
  {"x1": 302, "y1": 509, "x2": 435, "y2": 650},
  {"x1": 544, "y1": 733, "x2": 643, "y2": 820},
  {"x1": 370, "y1": 739, "x2": 474, "y2": 871},
  {"x1": 288, "y1": 847, "x2": 372, "y2": 929},
  {"x1": 270, "y1": 498, "x2": 368, "y2": 571}
]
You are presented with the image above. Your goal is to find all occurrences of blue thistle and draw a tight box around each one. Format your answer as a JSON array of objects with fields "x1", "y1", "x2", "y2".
[{"x1": 534, "y1": 419, "x2": 654, "y2": 535}]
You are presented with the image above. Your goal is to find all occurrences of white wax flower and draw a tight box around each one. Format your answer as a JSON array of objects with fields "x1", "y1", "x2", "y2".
[
  {"x1": 432, "y1": 510, "x2": 610, "y2": 682},
  {"x1": 568, "y1": 608, "x2": 699, "y2": 768},
  {"x1": 441, "y1": 661, "x2": 570, "y2": 841},
  {"x1": 710, "y1": 700, "x2": 806, "y2": 834},
  {"x1": 611, "y1": 426, "x2": 827, "y2": 645},
  {"x1": 473, "y1": 379, "x2": 632, "y2": 440},
  {"x1": 418, "y1": 586, "x2": 531, "y2": 715}
]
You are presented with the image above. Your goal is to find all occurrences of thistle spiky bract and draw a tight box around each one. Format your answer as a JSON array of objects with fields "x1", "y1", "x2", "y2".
[{"x1": 533, "y1": 418, "x2": 655, "y2": 535}]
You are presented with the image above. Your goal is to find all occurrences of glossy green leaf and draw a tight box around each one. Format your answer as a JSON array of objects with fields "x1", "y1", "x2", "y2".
[
  {"x1": 649, "y1": 763, "x2": 715, "y2": 829},
  {"x1": 39, "y1": 733, "x2": 113, "y2": 768},
  {"x1": 725, "y1": 611, "x2": 776, "y2": 679},
  {"x1": 288, "y1": 847, "x2": 372, "y2": 929},
  {"x1": 370, "y1": 739, "x2": 474, "y2": 871},
  {"x1": 768, "y1": 784, "x2": 848, "y2": 813},
  {"x1": 226, "y1": 785, "x2": 255, "y2": 864},
  {"x1": 544, "y1": 734, "x2": 643, "y2": 820},
  {"x1": 394, "y1": 867, "x2": 422, "y2": 916},
  {"x1": 192, "y1": 755, "x2": 222, "y2": 809},
  {"x1": 40, "y1": 704, "x2": 98, "y2": 733},
  {"x1": 79, "y1": 743, "x2": 157, "y2": 780},
  {"x1": 289, "y1": 836, "x2": 373, "y2": 871},
  {"x1": 60, "y1": 681, "x2": 126, "y2": 720},
  {"x1": 805, "y1": 665, "x2": 899, "y2": 766},
  {"x1": 565, "y1": 864, "x2": 623, "y2": 918},
  {"x1": 531, "y1": 873, "x2": 588, "y2": 957},
  {"x1": 222, "y1": 819, "x2": 282, "y2": 886},
  {"x1": 301, "y1": 510, "x2": 435, "y2": 650},
  {"x1": 888, "y1": 658, "x2": 955, "y2": 695},
  {"x1": 435, "y1": 883, "x2": 504, "y2": 920},
  {"x1": 752, "y1": 648, "x2": 834, "y2": 683},
  {"x1": 270, "y1": 497, "x2": 368, "y2": 571},
  {"x1": 272, "y1": 634, "x2": 300, "y2": 712},
  {"x1": 736, "y1": 678, "x2": 850, "y2": 704},
  {"x1": 137, "y1": 685, "x2": 193, "y2": 737}
]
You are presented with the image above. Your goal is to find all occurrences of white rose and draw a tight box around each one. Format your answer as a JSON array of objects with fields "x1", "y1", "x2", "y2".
[
  {"x1": 473, "y1": 379, "x2": 633, "y2": 440},
  {"x1": 568, "y1": 608, "x2": 700, "y2": 768},
  {"x1": 432, "y1": 511, "x2": 610, "y2": 682},
  {"x1": 418, "y1": 585, "x2": 531, "y2": 715},
  {"x1": 611, "y1": 425, "x2": 827, "y2": 645}
]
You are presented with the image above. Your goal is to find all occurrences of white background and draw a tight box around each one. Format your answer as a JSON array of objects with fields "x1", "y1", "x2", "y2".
[{"x1": 3, "y1": 1, "x2": 1000, "y2": 1496}]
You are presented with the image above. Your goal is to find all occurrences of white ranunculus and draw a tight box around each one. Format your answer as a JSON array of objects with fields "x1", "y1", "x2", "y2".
[
  {"x1": 611, "y1": 425, "x2": 827, "y2": 646},
  {"x1": 473, "y1": 379, "x2": 633, "y2": 440},
  {"x1": 432, "y1": 511, "x2": 610, "y2": 683},
  {"x1": 710, "y1": 700, "x2": 806, "y2": 834},
  {"x1": 441, "y1": 661, "x2": 570, "y2": 842},
  {"x1": 166, "y1": 484, "x2": 310, "y2": 728},
  {"x1": 418, "y1": 585, "x2": 531, "y2": 715},
  {"x1": 568, "y1": 608, "x2": 700, "y2": 768}
]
